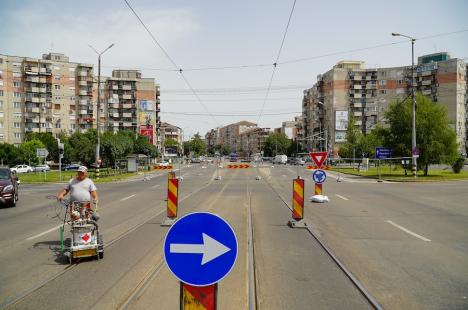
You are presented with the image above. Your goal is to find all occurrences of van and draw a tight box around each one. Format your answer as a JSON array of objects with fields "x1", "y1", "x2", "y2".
[{"x1": 274, "y1": 155, "x2": 287, "y2": 164}]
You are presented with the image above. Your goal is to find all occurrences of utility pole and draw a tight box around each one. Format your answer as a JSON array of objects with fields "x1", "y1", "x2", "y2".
[
  {"x1": 392, "y1": 32, "x2": 417, "y2": 178},
  {"x1": 89, "y1": 44, "x2": 114, "y2": 178}
]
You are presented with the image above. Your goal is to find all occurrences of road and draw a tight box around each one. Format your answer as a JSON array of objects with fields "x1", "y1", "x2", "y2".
[{"x1": 0, "y1": 163, "x2": 467, "y2": 309}]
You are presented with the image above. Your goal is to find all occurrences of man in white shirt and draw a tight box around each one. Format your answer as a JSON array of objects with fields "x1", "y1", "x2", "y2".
[{"x1": 57, "y1": 166, "x2": 98, "y2": 206}]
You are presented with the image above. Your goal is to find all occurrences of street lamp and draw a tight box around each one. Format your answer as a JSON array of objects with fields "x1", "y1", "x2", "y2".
[
  {"x1": 392, "y1": 32, "x2": 417, "y2": 178},
  {"x1": 89, "y1": 43, "x2": 114, "y2": 178}
]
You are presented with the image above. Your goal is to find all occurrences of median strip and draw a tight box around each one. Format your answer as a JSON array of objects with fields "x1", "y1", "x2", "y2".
[{"x1": 386, "y1": 220, "x2": 431, "y2": 242}]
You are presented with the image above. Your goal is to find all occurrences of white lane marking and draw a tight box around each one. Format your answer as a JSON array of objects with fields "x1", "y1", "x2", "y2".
[
  {"x1": 386, "y1": 220, "x2": 431, "y2": 242},
  {"x1": 151, "y1": 184, "x2": 161, "y2": 189},
  {"x1": 26, "y1": 224, "x2": 63, "y2": 241},
  {"x1": 335, "y1": 194, "x2": 349, "y2": 201},
  {"x1": 121, "y1": 194, "x2": 136, "y2": 201}
]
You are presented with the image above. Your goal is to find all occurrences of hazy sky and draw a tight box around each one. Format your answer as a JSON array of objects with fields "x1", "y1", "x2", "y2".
[{"x1": 1, "y1": 0, "x2": 467, "y2": 138}]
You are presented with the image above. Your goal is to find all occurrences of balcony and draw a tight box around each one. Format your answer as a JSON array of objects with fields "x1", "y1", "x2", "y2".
[
  {"x1": 111, "y1": 113, "x2": 119, "y2": 118},
  {"x1": 24, "y1": 66, "x2": 39, "y2": 74},
  {"x1": 353, "y1": 102, "x2": 363, "y2": 108},
  {"x1": 80, "y1": 99, "x2": 90, "y2": 105},
  {"x1": 79, "y1": 71, "x2": 90, "y2": 77},
  {"x1": 122, "y1": 85, "x2": 132, "y2": 90},
  {"x1": 122, "y1": 103, "x2": 134, "y2": 109},
  {"x1": 354, "y1": 111, "x2": 363, "y2": 116},
  {"x1": 79, "y1": 90, "x2": 91, "y2": 96},
  {"x1": 353, "y1": 85, "x2": 362, "y2": 90},
  {"x1": 122, "y1": 94, "x2": 132, "y2": 100},
  {"x1": 79, "y1": 110, "x2": 90, "y2": 115},
  {"x1": 123, "y1": 122, "x2": 133, "y2": 127},
  {"x1": 366, "y1": 111, "x2": 378, "y2": 116},
  {"x1": 79, "y1": 80, "x2": 88, "y2": 86},
  {"x1": 25, "y1": 76, "x2": 39, "y2": 83}
]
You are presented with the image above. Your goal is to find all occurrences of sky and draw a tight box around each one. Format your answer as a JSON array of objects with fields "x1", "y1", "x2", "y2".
[{"x1": 1, "y1": 0, "x2": 467, "y2": 139}]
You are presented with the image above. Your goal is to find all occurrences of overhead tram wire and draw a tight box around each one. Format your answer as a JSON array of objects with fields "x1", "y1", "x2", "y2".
[
  {"x1": 257, "y1": 0, "x2": 297, "y2": 126},
  {"x1": 123, "y1": 0, "x2": 220, "y2": 126},
  {"x1": 161, "y1": 111, "x2": 302, "y2": 117},
  {"x1": 100, "y1": 30, "x2": 467, "y2": 73}
]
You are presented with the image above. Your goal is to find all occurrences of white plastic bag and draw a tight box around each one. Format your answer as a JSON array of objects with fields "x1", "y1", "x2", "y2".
[{"x1": 310, "y1": 195, "x2": 330, "y2": 203}]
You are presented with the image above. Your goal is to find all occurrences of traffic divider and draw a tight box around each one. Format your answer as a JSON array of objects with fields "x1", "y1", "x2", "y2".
[
  {"x1": 226, "y1": 164, "x2": 250, "y2": 169},
  {"x1": 161, "y1": 172, "x2": 179, "y2": 226},
  {"x1": 154, "y1": 165, "x2": 173, "y2": 170},
  {"x1": 306, "y1": 165, "x2": 332, "y2": 170},
  {"x1": 288, "y1": 178, "x2": 307, "y2": 228}
]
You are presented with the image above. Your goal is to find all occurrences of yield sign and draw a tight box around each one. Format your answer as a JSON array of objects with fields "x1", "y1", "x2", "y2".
[{"x1": 309, "y1": 152, "x2": 328, "y2": 168}]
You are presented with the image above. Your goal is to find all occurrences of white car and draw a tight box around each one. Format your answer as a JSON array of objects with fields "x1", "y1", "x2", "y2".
[
  {"x1": 10, "y1": 165, "x2": 34, "y2": 174},
  {"x1": 158, "y1": 161, "x2": 170, "y2": 166}
]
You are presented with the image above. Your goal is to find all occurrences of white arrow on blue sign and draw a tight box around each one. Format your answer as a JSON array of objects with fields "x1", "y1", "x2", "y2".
[
  {"x1": 312, "y1": 169, "x2": 327, "y2": 184},
  {"x1": 164, "y1": 212, "x2": 238, "y2": 287}
]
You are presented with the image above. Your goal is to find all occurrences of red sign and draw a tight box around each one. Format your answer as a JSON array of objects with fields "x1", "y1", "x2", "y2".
[
  {"x1": 139, "y1": 125, "x2": 154, "y2": 144},
  {"x1": 309, "y1": 152, "x2": 328, "y2": 169}
]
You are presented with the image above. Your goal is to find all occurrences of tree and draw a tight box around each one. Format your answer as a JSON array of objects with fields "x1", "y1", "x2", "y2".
[
  {"x1": 18, "y1": 139, "x2": 45, "y2": 165},
  {"x1": 262, "y1": 133, "x2": 291, "y2": 157},
  {"x1": 134, "y1": 134, "x2": 158, "y2": 158},
  {"x1": 0, "y1": 143, "x2": 21, "y2": 166},
  {"x1": 101, "y1": 131, "x2": 134, "y2": 166},
  {"x1": 164, "y1": 138, "x2": 179, "y2": 148},
  {"x1": 25, "y1": 132, "x2": 59, "y2": 161},
  {"x1": 68, "y1": 131, "x2": 96, "y2": 166},
  {"x1": 338, "y1": 115, "x2": 363, "y2": 158},
  {"x1": 378, "y1": 93, "x2": 458, "y2": 175},
  {"x1": 189, "y1": 133, "x2": 206, "y2": 156}
]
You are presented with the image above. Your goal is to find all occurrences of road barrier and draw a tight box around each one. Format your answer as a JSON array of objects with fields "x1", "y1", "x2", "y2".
[
  {"x1": 154, "y1": 165, "x2": 173, "y2": 170},
  {"x1": 306, "y1": 165, "x2": 331, "y2": 170},
  {"x1": 226, "y1": 164, "x2": 250, "y2": 169},
  {"x1": 288, "y1": 178, "x2": 307, "y2": 228},
  {"x1": 314, "y1": 183, "x2": 322, "y2": 195},
  {"x1": 161, "y1": 172, "x2": 179, "y2": 226},
  {"x1": 180, "y1": 283, "x2": 217, "y2": 310}
]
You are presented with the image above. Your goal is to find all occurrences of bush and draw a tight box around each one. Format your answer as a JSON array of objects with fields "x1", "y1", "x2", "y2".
[{"x1": 451, "y1": 156, "x2": 465, "y2": 173}]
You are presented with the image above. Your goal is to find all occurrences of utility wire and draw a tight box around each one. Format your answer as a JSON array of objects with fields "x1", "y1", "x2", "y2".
[
  {"x1": 257, "y1": 0, "x2": 297, "y2": 125},
  {"x1": 123, "y1": 0, "x2": 220, "y2": 126},
  {"x1": 161, "y1": 111, "x2": 302, "y2": 116}
]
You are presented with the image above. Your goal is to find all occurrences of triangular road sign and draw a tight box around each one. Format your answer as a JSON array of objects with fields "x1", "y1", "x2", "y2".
[{"x1": 309, "y1": 152, "x2": 328, "y2": 168}]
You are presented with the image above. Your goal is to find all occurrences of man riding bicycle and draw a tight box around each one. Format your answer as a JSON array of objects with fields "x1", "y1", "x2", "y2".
[{"x1": 57, "y1": 166, "x2": 98, "y2": 209}]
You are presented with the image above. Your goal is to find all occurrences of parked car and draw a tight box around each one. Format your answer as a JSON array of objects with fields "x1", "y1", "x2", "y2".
[
  {"x1": 273, "y1": 155, "x2": 288, "y2": 165},
  {"x1": 158, "y1": 161, "x2": 170, "y2": 166},
  {"x1": 294, "y1": 158, "x2": 305, "y2": 166},
  {"x1": 63, "y1": 164, "x2": 81, "y2": 171},
  {"x1": 34, "y1": 164, "x2": 51, "y2": 172},
  {"x1": 10, "y1": 165, "x2": 34, "y2": 174},
  {"x1": 0, "y1": 168, "x2": 19, "y2": 207}
]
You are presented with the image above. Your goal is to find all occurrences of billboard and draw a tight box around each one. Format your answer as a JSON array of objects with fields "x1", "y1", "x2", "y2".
[
  {"x1": 139, "y1": 111, "x2": 155, "y2": 126},
  {"x1": 335, "y1": 131, "x2": 346, "y2": 143},
  {"x1": 335, "y1": 111, "x2": 348, "y2": 131},
  {"x1": 139, "y1": 100, "x2": 155, "y2": 111},
  {"x1": 139, "y1": 124, "x2": 154, "y2": 144}
]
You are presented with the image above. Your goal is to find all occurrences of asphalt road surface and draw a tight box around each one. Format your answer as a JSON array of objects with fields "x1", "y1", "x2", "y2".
[{"x1": 0, "y1": 163, "x2": 467, "y2": 309}]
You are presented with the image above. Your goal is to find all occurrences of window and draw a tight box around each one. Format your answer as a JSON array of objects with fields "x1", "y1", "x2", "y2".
[
  {"x1": 0, "y1": 122, "x2": 3, "y2": 128},
  {"x1": 70, "y1": 96, "x2": 75, "y2": 101},
  {"x1": 69, "y1": 86, "x2": 75, "y2": 91},
  {"x1": 0, "y1": 90, "x2": 3, "y2": 96},
  {"x1": 14, "y1": 81, "x2": 22, "y2": 87},
  {"x1": 13, "y1": 112, "x2": 22, "y2": 118},
  {"x1": 397, "y1": 79, "x2": 403, "y2": 85},
  {"x1": 14, "y1": 122, "x2": 21, "y2": 128},
  {"x1": 55, "y1": 56, "x2": 60, "y2": 60},
  {"x1": 54, "y1": 104, "x2": 60, "y2": 109},
  {"x1": 14, "y1": 92, "x2": 22, "y2": 97},
  {"x1": 69, "y1": 76, "x2": 75, "y2": 81},
  {"x1": 0, "y1": 101, "x2": 3, "y2": 108},
  {"x1": 54, "y1": 75, "x2": 61, "y2": 80},
  {"x1": 0, "y1": 81, "x2": 3, "y2": 86},
  {"x1": 12, "y1": 62, "x2": 21, "y2": 67},
  {"x1": 380, "y1": 89, "x2": 387, "y2": 94},
  {"x1": 0, "y1": 58, "x2": 2, "y2": 64},
  {"x1": 0, "y1": 112, "x2": 3, "y2": 118},
  {"x1": 55, "y1": 122, "x2": 61, "y2": 129},
  {"x1": 14, "y1": 102, "x2": 21, "y2": 109},
  {"x1": 55, "y1": 85, "x2": 61, "y2": 90},
  {"x1": 379, "y1": 80, "x2": 387, "y2": 86},
  {"x1": 14, "y1": 132, "x2": 21, "y2": 139}
]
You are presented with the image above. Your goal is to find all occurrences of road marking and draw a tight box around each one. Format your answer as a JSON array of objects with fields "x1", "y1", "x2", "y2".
[
  {"x1": 151, "y1": 184, "x2": 160, "y2": 189},
  {"x1": 386, "y1": 220, "x2": 431, "y2": 242},
  {"x1": 26, "y1": 224, "x2": 62, "y2": 241},
  {"x1": 335, "y1": 194, "x2": 349, "y2": 201},
  {"x1": 121, "y1": 194, "x2": 136, "y2": 201}
]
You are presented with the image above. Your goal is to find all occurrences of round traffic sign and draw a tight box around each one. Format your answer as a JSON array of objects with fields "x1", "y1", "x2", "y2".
[
  {"x1": 164, "y1": 212, "x2": 238, "y2": 287},
  {"x1": 312, "y1": 169, "x2": 327, "y2": 184}
]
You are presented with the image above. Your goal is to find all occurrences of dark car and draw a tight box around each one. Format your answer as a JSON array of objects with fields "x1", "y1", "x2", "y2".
[
  {"x1": 63, "y1": 164, "x2": 80, "y2": 171},
  {"x1": 0, "y1": 168, "x2": 19, "y2": 207}
]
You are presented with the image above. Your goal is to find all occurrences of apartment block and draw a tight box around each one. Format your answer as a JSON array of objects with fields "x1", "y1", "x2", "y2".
[
  {"x1": 217, "y1": 121, "x2": 257, "y2": 153},
  {"x1": 238, "y1": 127, "x2": 271, "y2": 157},
  {"x1": 104, "y1": 70, "x2": 159, "y2": 145},
  {"x1": 0, "y1": 53, "x2": 161, "y2": 146},
  {"x1": 159, "y1": 122, "x2": 182, "y2": 157},
  {"x1": 0, "y1": 53, "x2": 94, "y2": 144},
  {"x1": 302, "y1": 53, "x2": 467, "y2": 153}
]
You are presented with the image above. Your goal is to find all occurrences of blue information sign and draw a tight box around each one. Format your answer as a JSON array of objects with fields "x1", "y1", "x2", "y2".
[
  {"x1": 164, "y1": 212, "x2": 238, "y2": 287},
  {"x1": 312, "y1": 169, "x2": 327, "y2": 184},
  {"x1": 375, "y1": 147, "x2": 393, "y2": 159}
]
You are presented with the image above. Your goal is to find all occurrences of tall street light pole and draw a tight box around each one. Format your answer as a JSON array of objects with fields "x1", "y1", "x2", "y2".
[
  {"x1": 392, "y1": 33, "x2": 417, "y2": 178},
  {"x1": 89, "y1": 44, "x2": 114, "y2": 178}
]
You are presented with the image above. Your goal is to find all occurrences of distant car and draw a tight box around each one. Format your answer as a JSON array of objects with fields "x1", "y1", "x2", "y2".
[
  {"x1": 294, "y1": 158, "x2": 305, "y2": 165},
  {"x1": 190, "y1": 158, "x2": 201, "y2": 163},
  {"x1": 63, "y1": 164, "x2": 80, "y2": 171},
  {"x1": 34, "y1": 164, "x2": 51, "y2": 172},
  {"x1": 158, "y1": 161, "x2": 170, "y2": 166},
  {"x1": 0, "y1": 168, "x2": 19, "y2": 207},
  {"x1": 10, "y1": 165, "x2": 34, "y2": 174},
  {"x1": 273, "y1": 155, "x2": 288, "y2": 165}
]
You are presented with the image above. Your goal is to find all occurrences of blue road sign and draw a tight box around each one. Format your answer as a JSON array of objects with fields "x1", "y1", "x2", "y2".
[
  {"x1": 312, "y1": 169, "x2": 327, "y2": 184},
  {"x1": 375, "y1": 147, "x2": 393, "y2": 159},
  {"x1": 164, "y1": 212, "x2": 238, "y2": 287}
]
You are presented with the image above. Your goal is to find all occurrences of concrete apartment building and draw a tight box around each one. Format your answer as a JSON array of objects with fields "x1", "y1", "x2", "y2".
[
  {"x1": 302, "y1": 52, "x2": 467, "y2": 153},
  {"x1": 0, "y1": 52, "x2": 94, "y2": 144},
  {"x1": 216, "y1": 121, "x2": 257, "y2": 153},
  {"x1": 0, "y1": 52, "x2": 161, "y2": 146},
  {"x1": 238, "y1": 127, "x2": 271, "y2": 157},
  {"x1": 159, "y1": 122, "x2": 182, "y2": 158},
  {"x1": 104, "y1": 70, "x2": 159, "y2": 146}
]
